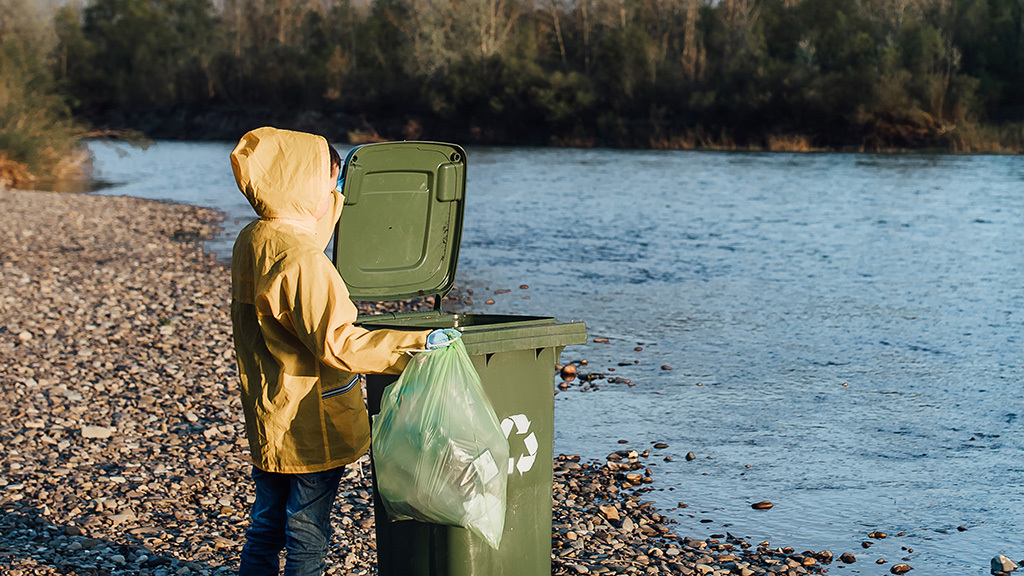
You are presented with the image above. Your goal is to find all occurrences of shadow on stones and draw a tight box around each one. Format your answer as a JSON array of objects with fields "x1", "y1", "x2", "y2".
[{"x1": 0, "y1": 502, "x2": 233, "y2": 575}]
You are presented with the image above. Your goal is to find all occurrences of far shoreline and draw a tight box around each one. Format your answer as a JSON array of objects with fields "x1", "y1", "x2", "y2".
[
  {"x1": 6, "y1": 128, "x2": 1021, "y2": 193},
  {"x1": 76, "y1": 104, "x2": 1024, "y2": 156}
]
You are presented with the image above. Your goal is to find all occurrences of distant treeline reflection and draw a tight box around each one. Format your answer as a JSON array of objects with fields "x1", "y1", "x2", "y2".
[{"x1": 39, "y1": 0, "x2": 1024, "y2": 151}]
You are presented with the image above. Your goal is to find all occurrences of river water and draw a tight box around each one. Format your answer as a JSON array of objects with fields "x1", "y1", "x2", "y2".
[{"x1": 88, "y1": 140, "x2": 1024, "y2": 574}]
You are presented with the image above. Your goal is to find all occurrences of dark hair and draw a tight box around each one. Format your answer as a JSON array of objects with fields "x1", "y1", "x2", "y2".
[{"x1": 328, "y1": 143, "x2": 341, "y2": 171}]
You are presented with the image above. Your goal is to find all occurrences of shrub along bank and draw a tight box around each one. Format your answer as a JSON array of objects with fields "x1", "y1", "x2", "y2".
[{"x1": 0, "y1": 0, "x2": 91, "y2": 189}]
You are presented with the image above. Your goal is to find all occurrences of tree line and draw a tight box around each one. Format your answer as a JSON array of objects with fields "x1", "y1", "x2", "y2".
[{"x1": 9, "y1": 0, "x2": 1024, "y2": 168}]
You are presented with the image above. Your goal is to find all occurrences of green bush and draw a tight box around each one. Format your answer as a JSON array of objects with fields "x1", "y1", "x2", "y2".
[{"x1": 0, "y1": 0, "x2": 87, "y2": 187}]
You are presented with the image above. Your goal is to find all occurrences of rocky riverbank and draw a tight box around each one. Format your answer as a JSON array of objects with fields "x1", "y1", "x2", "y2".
[{"x1": 1, "y1": 188, "x2": 844, "y2": 576}]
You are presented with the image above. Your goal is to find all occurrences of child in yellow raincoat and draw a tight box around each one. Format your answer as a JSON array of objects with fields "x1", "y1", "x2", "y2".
[{"x1": 229, "y1": 126, "x2": 442, "y2": 575}]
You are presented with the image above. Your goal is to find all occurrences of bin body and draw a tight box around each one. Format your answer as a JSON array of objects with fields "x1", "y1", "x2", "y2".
[
  {"x1": 332, "y1": 142, "x2": 586, "y2": 576},
  {"x1": 361, "y1": 312, "x2": 585, "y2": 576}
]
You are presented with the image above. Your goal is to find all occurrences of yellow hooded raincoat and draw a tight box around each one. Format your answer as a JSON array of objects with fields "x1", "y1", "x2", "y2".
[{"x1": 230, "y1": 127, "x2": 428, "y2": 474}]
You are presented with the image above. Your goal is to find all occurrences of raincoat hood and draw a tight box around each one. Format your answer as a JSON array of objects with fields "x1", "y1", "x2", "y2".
[
  {"x1": 314, "y1": 188, "x2": 343, "y2": 249},
  {"x1": 231, "y1": 126, "x2": 339, "y2": 238}
]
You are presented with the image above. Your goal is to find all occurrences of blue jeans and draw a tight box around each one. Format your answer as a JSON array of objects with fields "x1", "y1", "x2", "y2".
[{"x1": 238, "y1": 466, "x2": 345, "y2": 576}]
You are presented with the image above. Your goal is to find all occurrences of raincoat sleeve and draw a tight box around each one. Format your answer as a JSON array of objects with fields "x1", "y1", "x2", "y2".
[{"x1": 273, "y1": 251, "x2": 428, "y2": 374}]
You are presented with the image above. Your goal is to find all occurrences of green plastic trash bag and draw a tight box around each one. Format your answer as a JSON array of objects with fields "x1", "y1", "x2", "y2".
[{"x1": 371, "y1": 338, "x2": 509, "y2": 549}]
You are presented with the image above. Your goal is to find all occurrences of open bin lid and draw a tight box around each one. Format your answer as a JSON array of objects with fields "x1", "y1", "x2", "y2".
[{"x1": 332, "y1": 141, "x2": 466, "y2": 301}]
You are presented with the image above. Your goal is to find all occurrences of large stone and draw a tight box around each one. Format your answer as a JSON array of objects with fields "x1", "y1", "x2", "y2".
[
  {"x1": 108, "y1": 512, "x2": 136, "y2": 525},
  {"x1": 598, "y1": 505, "x2": 620, "y2": 521},
  {"x1": 992, "y1": 555, "x2": 1019, "y2": 575},
  {"x1": 621, "y1": 517, "x2": 635, "y2": 532},
  {"x1": 81, "y1": 426, "x2": 113, "y2": 439}
]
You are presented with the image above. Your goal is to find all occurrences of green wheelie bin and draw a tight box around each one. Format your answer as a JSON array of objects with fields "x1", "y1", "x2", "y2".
[{"x1": 331, "y1": 141, "x2": 587, "y2": 576}]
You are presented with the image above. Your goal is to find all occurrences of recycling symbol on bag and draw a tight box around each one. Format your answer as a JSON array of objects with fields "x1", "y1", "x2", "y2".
[{"x1": 501, "y1": 414, "x2": 537, "y2": 475}]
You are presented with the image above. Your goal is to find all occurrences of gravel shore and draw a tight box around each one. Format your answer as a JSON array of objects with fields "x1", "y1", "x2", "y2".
[{"x1": 0, "y1": 188, "x2": 836, "y2": 576}]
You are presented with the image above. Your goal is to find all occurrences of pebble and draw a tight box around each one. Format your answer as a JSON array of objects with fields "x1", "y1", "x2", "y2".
[
  {"x1": 0, "y1": 188, "x2": 834, "y2": 576},
  {"x1": 751, "y1": 501, "x2": 773, "y2": 510}
]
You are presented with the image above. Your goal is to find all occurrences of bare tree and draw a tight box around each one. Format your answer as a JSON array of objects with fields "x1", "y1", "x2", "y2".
[
  {"x1": 579, "y1": 0, "x2": 591, "y2": 73},
  {"x1": 641, "y1": 0, "x2": 689, "y2": 84},
  {"x1": 0, "y1": 0, "x2": 58, "y2": 55},
  {"x1": 680, "y1": 0, "x2": 704, "y2": 81},
  {"x1": 543, "y1": 0, "x2": 568, "y2": 68},
  {"x1": 718, "y1": 0, "x2": 759, "y2": 57},
  {"x1": 466, "y1": 0, "x2": 520, "y2": 59},
  {"x1": 397, "y1": 0, "x2": 520, "y2": 75},
  {"x1": 392, "y1": 0, "x2": 458, "y2": 74}
]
